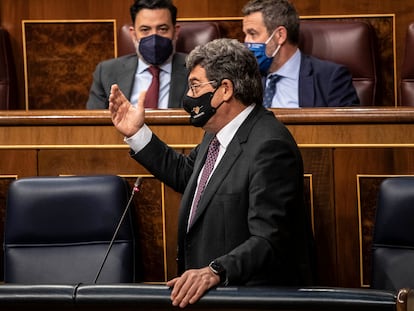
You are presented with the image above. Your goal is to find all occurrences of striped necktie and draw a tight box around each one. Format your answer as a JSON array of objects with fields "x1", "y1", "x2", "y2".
[
  {"x1": 263, "y1": 74, "x2": 281, "y2": 108},
  {"x1": 188, "y1": 136, "x2": 220, "y2": 230}
]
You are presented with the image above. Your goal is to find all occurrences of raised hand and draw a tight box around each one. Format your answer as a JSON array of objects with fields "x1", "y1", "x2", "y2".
[{"x1": 109, "y1": 84, "x2": 146, "y2": 137}]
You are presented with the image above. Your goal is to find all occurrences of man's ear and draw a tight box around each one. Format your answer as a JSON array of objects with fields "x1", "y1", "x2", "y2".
[
  {"x1": 174, "y1": 24, "x2": 181, "y2": 41},
  {"x1": 276, "y1": 25, "x2": 288, "y2": 45},
  {"x1": 129, "y1": 25, "x2": 137, "y2": 44},
  {"x1": 221, "y1": 79, "x2": 234, "y2": 102}
]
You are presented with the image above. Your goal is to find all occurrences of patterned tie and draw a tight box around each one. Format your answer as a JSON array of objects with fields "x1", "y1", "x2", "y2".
[
  {"x1": 188, "y1": 136, "x2": 220, "y2": 229},
  {"x1": 144, "y1": 66, "x2": 160, "y2": 109},
  {"x1": 263, "y1": 74, "x2": 281, "y2": 108}
]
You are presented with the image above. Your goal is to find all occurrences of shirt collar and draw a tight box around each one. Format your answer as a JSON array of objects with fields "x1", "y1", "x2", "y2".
[
  {"x1": 137, "y1": 56, "x2": 172, "y2": 74},
  {"x1": 216, "y1": 104, "x2": 255, "y2": 149},
  {"x1": 272, "y1": 48, "x2": 301, "y2": 80}
]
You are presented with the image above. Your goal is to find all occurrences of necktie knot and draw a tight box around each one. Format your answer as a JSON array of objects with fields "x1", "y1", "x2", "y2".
[
  {"x1": 268, "y1": 74, "x2": 280, "y2": 84},
  {"x1": 263, "y1": 74, "x2": 281, "y2": 108},
  {"x1": 148, "y1": 65, "x2": 160, "y2": 78},
  {"x1": 208, "y1": 136, "x2": 220, "y2": 155}
]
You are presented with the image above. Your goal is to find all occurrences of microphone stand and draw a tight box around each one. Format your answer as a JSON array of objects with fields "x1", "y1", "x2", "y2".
[{"x1": 93, "y1": 177, "x2": 142, "y2": 284}]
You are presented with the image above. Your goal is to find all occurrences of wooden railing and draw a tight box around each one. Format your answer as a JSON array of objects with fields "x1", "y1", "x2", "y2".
[{"x1": 0, "y1": 284, "x2": 400, "y2": 311}]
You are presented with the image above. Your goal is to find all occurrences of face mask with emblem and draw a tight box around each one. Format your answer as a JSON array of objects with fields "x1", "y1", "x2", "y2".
[{"x1": 182, "y1": 88, "x2": 225, "y2": 127}]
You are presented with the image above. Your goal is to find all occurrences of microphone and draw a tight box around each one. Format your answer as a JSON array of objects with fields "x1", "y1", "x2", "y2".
[{"x1": 93, "y1": 176, "x2": 142, "y2": 284}]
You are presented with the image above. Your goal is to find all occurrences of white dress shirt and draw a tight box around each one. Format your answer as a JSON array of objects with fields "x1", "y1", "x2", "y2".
[
  {"x1": 129, "y1": 58, "x2": 172, "y2": 109},
  {"x1": 266, "y1": 48, "x2": 301, "y2": 108}
]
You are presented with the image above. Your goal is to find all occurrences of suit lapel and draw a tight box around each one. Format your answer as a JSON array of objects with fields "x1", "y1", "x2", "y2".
[
  {"x1": 117, "y1": 56, "x2": 138, "y2": 99},
  {"x1": 187, "y1": 105, "x2": 265, "y2": 231},
  {"x1": 298, "y1": 54, "x2": 315, "y2": 108},
  {"x1": 188, "y1": 141, "x2": 242, "y2": 228}
]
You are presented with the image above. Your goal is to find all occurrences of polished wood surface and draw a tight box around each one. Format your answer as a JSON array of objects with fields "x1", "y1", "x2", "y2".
[
  {"x1": 1, "y1": 108, "x2": 414, "y2": 287},
  {"x1": 1, "y1": 0, "x2": 413, "y2": 109}
]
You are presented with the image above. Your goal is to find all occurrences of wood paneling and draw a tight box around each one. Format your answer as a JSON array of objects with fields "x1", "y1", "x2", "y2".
[
  {"x1": 2, "y1": 108, "x2": 414, "y2": 287},
  {"x1": 23, "y1": 20, "x2": 116, "y2": 109},
  {"x1": 0, "y1": 0, "x2": 132, "y2": 110},
  {"x1": 301, "y1": 148, "x2": 336, "y2": 285}
]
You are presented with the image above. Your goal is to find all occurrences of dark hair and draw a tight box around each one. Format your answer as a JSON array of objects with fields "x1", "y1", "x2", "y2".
[
  {"x1": 242, "y1": 0, "x2": 300, "y2": 45},
  {"x1": 130, "y1": 0, "x2": 177, "y2": 25},
  {"x1": 186, "y1": 38, "x2": 263, "y2": 106}
]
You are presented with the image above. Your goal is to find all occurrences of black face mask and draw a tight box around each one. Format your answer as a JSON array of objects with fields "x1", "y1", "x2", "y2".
[{"x1": 182, "y1": 90, "x2": 224, "y2": 127}]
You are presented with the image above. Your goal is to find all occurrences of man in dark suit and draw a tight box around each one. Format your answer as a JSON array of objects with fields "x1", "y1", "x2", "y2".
[
  {"x1": 86, "y1": 0, "x2": 188, "y2": 109},
  {"x1": 109, "y1": 38, "x2": 314, "y2": 307},
  {"x1": 243, "y1": 0, "x2": 360, "y2": 107}
]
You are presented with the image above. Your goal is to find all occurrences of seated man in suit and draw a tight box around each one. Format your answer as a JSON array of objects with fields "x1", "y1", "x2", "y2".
[
  {"x1": 109, "y1": 38, "x2": 314, "y2": 307},
  {"x1": 242, "y1": 0, "x2": 360, "y2": 108},
  {"x1": 86, "y1": 0, "x2": 188, "y2": 109}
]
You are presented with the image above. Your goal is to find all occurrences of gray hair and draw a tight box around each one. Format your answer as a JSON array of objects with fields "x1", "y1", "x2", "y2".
[
  {"x1": 242, "y1": 0, "x2": 300, "y2": 45},
  {"x1": 186, "y1": 38, "x2": 263, "y2": 106}
]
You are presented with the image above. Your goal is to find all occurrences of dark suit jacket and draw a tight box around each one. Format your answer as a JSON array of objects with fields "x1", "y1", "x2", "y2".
[
  {"x1": 298, "y1": 54, "x2": 360, "y2": 107},
  {"x1": 132, "y1": 104, "x2": 315, "y2": 286},
  {"x1": 86, "y1": 53, "x2": 188, "y2": 109}
]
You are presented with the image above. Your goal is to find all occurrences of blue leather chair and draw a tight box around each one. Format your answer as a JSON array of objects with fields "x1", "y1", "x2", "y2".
[
  {"x1": 4, "y1": 175, "x2": 137, "y2": 284},
  {"x1": 371, "y1": 177, "x2": 414, "y2": 290}
]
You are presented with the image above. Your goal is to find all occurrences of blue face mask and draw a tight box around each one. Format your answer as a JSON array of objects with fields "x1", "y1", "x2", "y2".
[
  {"x1": 137, "y1": 34, "x2": 173, "y2": 66},
  {"x1": 245, "y1": 31, "x2": 280, "y2": 76}
]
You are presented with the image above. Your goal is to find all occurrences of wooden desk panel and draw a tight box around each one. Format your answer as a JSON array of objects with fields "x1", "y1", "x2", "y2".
[
  {"x1": 301, "y1": 148, "x2": 336, "y2": 285},
  {"x1": 1, "y1": 108, "x2": 414, "y2": 287}
]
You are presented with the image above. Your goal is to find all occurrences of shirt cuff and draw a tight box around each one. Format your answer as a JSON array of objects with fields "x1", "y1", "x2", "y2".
[{"x1": 124, "y1": 124, "x2": 152, "y2": 154}]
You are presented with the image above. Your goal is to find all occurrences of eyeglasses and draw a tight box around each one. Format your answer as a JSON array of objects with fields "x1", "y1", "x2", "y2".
[{"x1": 188, "y1": 80, "x2": 216, "y2": 96}]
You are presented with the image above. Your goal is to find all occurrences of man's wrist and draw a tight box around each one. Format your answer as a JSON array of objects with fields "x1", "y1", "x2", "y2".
[
  {"x1": 208, "y1": 260, "x2": 228, "y2": 286},
  {"x1": 124, "y1": 124, "x2": 152, "y2": 153}
]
